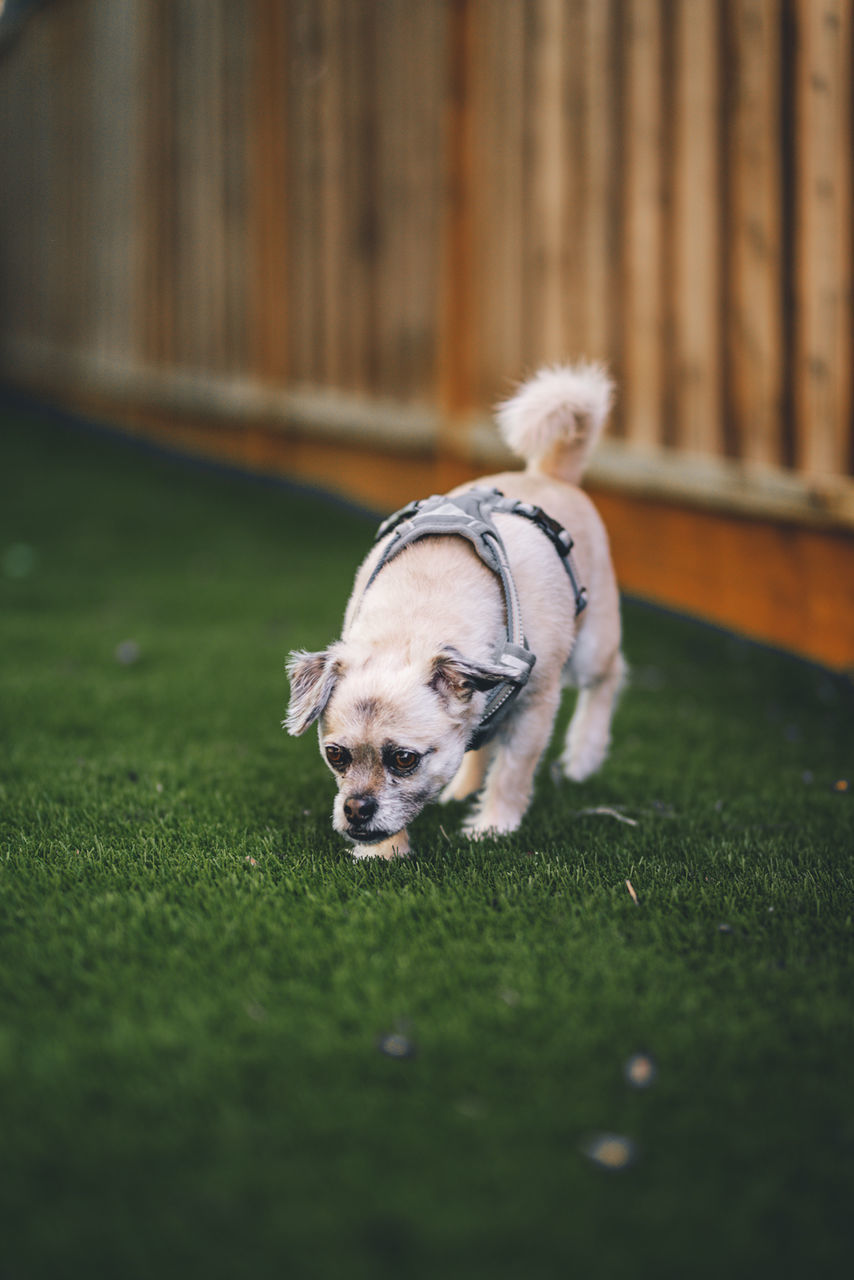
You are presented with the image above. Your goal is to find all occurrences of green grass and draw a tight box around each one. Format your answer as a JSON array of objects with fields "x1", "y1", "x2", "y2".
[{"x1": 1, "y1": 396, "x2": 852, "y2": 1280}]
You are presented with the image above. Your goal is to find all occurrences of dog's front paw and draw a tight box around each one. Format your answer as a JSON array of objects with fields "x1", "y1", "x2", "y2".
[
  {"x1": 461, "y1": 806, "x2": 522, "y2": 841},
  {"x1": 559, "y1": 743, "x2": 606, "y2": 783}
]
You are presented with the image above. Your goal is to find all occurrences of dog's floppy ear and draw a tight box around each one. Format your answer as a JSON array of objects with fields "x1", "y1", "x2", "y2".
[
  {"x1": 285, "y1": 648, "x2": 340, "y2": 735},
  {"x1": 430, "y1": 647, "x2": 510, "y2": 704}
]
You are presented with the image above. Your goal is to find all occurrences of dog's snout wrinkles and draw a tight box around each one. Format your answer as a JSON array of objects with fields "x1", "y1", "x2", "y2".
[{"x1": 344, "y1": 795, "x2": 377, "y2": 825}]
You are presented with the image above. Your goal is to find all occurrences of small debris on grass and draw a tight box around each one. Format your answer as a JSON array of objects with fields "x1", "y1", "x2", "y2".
[
  {"x1": 625, "y1": 879, "x2": 639, "y2": 906},
  {"x1": 833, "y1": 778, "x2": 849, "y2": 793},
  {"x1": 378, "y1": 1031, "x2": 416, "y2": 1060},
  {"x1": 624, "y1": 1053, "x2": 657, "y2": 1089},
  {"x1": 438, "y1": 824, "x2": 451, "y2": 842},
  {"x1": 717, "y1": 922, "x2": 733, "y2": 934},
  {"x1": 581, "y1": 1133, "x2": 637, "y2": 1171},
  {"x1": 114, "y1": 639, "x2": 141, "y2": 666},
  {"x1": 245, "y1": 856, "x2": 257, "y2": 867},
  {"x1": 577, "y1": 806, "x2": 638, "y2": 826}
]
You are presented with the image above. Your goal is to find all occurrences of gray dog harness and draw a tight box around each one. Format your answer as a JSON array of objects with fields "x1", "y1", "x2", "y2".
[{"x1": 365, "y1": 487, "x2": 587, "y2": 748}]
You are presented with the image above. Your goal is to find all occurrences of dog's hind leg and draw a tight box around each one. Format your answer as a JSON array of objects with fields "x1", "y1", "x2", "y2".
[
  {"x1": 440, "y1": 745, "x2": 492, "y2": 804},
  {"x1": 560, "y1": 649, "x2": 627, "y2": 782}
]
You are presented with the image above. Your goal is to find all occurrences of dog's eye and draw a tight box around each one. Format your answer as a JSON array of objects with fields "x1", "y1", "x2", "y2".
[
  {"x1": 390, "y1": 749, "x2": 419, "y2": 774},
  {"x1": 325, "y1": 744, "x2": 350, "y2": 771}
]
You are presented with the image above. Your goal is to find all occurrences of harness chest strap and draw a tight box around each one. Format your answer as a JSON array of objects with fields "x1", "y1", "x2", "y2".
[{"x1": 362, "y1": 487, "x2": 588, "y2": 748}]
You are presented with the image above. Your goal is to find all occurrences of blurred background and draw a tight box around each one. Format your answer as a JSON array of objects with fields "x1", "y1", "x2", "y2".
[{"x1": 0, "y1": 0, "x2": 852, "y2": 668}]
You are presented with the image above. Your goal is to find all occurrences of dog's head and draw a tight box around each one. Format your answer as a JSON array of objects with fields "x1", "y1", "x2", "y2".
[{"x1": 285, "y1": 642, "x2": 509, "y2": 845}]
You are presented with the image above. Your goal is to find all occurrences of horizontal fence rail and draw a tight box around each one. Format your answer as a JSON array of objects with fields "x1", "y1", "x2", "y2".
[{"x1": 0, "y1": 0, "x2": 852, "y2": 526}]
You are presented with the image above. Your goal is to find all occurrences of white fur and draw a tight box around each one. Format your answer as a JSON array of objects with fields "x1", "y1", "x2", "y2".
[
  {"x1": 286, "y1": 362, "x2": 625, "y2": 860},
  {"x1": 496, "y1": 362, "x2": 614, "y2": 486}
]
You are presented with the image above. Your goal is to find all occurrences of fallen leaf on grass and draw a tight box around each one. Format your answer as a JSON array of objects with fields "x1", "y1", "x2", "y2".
[
  {"x1": 378, "y1": 1032, "x2": 416, "y2": 1060},
  {"x1": 624, "y1": 1053, "x2": 657, "y2": 1088},
  {"x1": 581, "y1": 1133, "x2": 637, "y2": 1171}
]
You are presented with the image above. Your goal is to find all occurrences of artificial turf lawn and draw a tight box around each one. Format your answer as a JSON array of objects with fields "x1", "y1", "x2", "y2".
[{"x1": 1, "y1": 396, "x2": 852, "y2": 1280}]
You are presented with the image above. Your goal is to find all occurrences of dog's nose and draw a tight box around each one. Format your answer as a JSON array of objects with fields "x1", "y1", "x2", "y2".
[{"x1": 344, "y1": 795, "x2": 377, "y2": 826}]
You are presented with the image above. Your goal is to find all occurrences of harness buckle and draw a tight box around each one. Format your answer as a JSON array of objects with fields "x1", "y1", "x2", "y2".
[{"x1": 526, "y1": 503, "x2": 574, "y2": 554}]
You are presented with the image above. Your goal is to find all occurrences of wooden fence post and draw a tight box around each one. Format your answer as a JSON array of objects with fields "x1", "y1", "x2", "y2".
[
  {"x1": 622, "y1": 0, "x2": 664, "y2": 448},
  {"x1": 438, "y1": 0, "x2": 476, "y2": 424},
  {"x1": 673, "y1": 0, "x2": 722, "y2": 457},
  {"x1": 795, "y1": 0, "x2": 853, "y2": 477},
  {"x1": 726, "y1": 0, "x2": 784, "y2": 466}
]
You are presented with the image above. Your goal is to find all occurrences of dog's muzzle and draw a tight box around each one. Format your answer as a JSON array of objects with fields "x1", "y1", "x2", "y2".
[{"x1": 343, "y1": 794, "x2": 389, "y2": 843}]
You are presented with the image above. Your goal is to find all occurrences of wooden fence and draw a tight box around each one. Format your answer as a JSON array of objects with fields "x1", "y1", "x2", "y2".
[{"x1": 1, "y1": 0, "x2": 852, "y2": 526}]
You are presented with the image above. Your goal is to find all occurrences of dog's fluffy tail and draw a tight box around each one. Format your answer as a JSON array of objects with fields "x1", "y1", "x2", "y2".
[{"x1": 495, "y1": 362, "x2": 614, "y2": 487}]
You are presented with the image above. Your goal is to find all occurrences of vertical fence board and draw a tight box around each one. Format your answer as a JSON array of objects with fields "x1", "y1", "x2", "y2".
[
  {"x1": 89, "y1": 1, "x2": 137, "y2": 367},
  {"x1": 248, "y1": 0, "x2": 289, "y2": 383},
  {"x1": 200, "y1": 3, "x2": 228, "y2": 373},
  {"x1": 376, "y1": 0, "x2": 408, "y2": 399},
  {"x1": 287, "y1": 0, "x2": 321, "y2": 384},
  {"x1": 50, "y1": 4, "x2": 91, "y2": 356},
  {"x1": 578, "y1": 0, "x2": 619, "y2": 365},
  {"x1": 795, "y1": 0, "x2": 853, "y2": 476},
  {"x1": 388, "y1": 0, "x2": 445, "y2": 402},
  {"x1": 1, "y1": 18, "x2": 41, "y2": 348},
  {"x1": 221, "y1": 1, "x2": 250, "y2": 376},
  {"x1": 318, "y1": 0, "x2": 345, "y2": 390},
  {"x1": 138, "y1": 1, "x2": 177, "y2": 369},
  {"x1": 173, "y1": 4, "x2": 205, "y2": 369},
  {"x1": 673, "y1": 0, "x2": 722, "y2": 455},
  {"x1": 621, "y1": 0, "x2": 664, "y2": 447},
  {"x1": 726, "y1": 0, "x2": 784, "y2": 465},
  {"x1": 439, "y1": 0, "x2": 476, "y2": 417},
  {"x1": 471, "y1": 0, "x2": 526, "y2": 406},
  {"x1": 558, "y1": 0, "x2": 585, "y2": 361},
  {"x1": 526, "y1": 0, "x2": 569, "y2": 363},
  {"x1": 341, "y1": 0, "x2": 380, "y2": 393}
]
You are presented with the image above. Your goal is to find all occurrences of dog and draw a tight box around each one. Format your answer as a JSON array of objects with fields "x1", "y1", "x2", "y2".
[{"x1": 286, "y1": 363, "x2": 626, "y2": 859}]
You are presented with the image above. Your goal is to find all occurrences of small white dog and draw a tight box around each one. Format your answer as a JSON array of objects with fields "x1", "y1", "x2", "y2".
[{"x1": 286, "y1": 363, "x2": 626, "y2": 858}]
